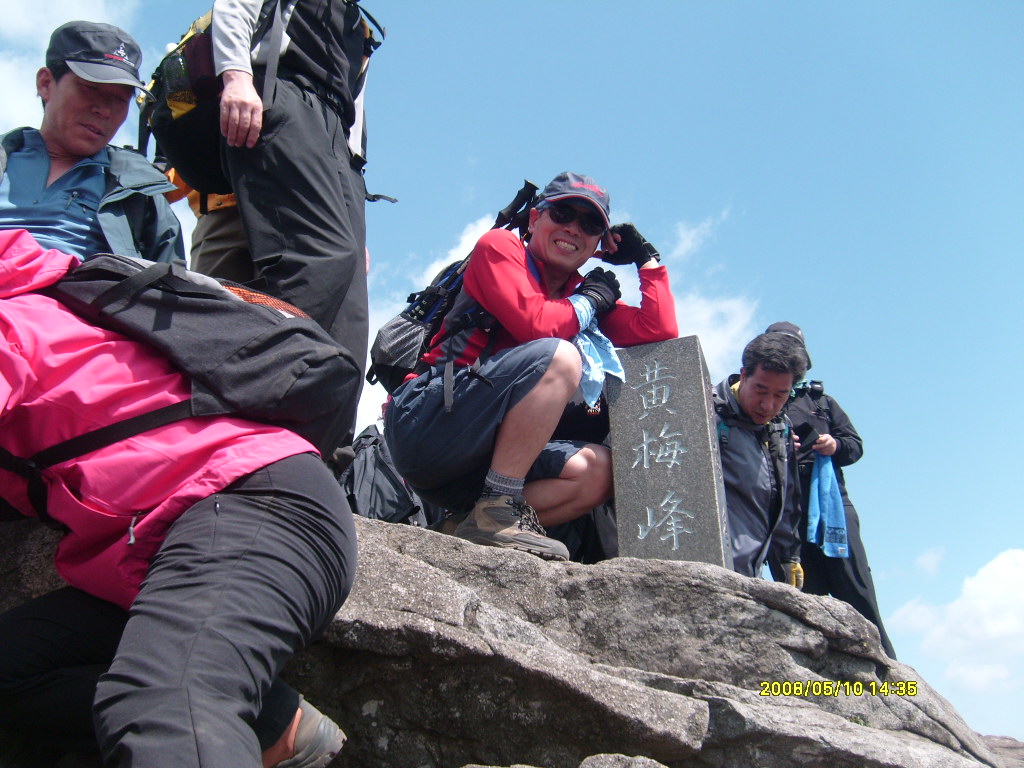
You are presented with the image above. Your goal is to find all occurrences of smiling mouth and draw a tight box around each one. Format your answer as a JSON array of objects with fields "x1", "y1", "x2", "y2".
[{"x1": 554, "y1": 238, "x2": 578, "y2": 252}]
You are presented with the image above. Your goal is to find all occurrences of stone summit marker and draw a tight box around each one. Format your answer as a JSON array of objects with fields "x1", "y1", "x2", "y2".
[{"x1": 606, "y1": 335, "x2": 733, "y2": 568}]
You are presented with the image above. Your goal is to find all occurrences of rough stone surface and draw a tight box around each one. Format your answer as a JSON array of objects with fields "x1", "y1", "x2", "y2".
[
  {"x1": 984, "y1": 736, "x2": 1024, "y2": 768},
  {"x1": 606, "y1": 336, "x2": 731, "y2": 568},
  {"x1": 0, "y1": 517, "x2": 1018, "y2": 768}
]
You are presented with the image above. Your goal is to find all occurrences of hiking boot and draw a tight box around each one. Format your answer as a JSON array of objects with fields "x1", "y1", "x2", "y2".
[
  {"x1": 273, "y1": 699, "x2": 346, "y2": 768},
  {"x1": 453, "y1": 494, "x2": 569, "y2": 561}
]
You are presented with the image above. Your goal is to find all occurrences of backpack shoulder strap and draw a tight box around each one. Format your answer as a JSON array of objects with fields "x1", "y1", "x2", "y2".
[
  {"x1": 808, "y1": 380, "x2": 829, "y2": 413},
  {"x1": 0, "y1": 400, "x2": 196, "y2": 528},
  {"x1": 31, "y1": 401, "x2": 195, "y2": 469}
]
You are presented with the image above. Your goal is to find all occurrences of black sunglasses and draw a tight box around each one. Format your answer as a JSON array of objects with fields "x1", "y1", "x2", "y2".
[{"x1": 545, "y1": 203, "x2": 607, "y2": 237}]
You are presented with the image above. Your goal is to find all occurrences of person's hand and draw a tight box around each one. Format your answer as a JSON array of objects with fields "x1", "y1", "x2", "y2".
[
  {"x1": 219, "y1": 70, "x2": 263, "y2": 148},
  {"x1": 785, "y1": 560, "x2": 805, "y2": 590},
  {"x1": 600, "y1": 223, "x2": 661, "y2": 268},
  {"x1": 812, "y1": 434, "x2": 838, "y2": 456},
  {"x1": 574, "y1": 266, "x2": 621, "y2": 317}
]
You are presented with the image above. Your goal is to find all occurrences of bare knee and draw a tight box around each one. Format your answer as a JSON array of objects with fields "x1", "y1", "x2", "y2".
[
  {"x1": 545, "y1": 340, "x2": 583, "y2": 389},
  {"x1": 563, "y1": 444, "x2": 612, "y2": 506}
]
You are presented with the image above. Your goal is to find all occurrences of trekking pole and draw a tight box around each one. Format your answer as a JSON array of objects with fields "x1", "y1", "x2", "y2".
[{"x1": 493, "y1": 179, "x2": 539, "y2": 233}]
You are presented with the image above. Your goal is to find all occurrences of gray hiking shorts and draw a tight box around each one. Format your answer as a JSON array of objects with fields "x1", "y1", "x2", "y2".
[{"x1": 384, "y1": 338, "x2": 587, "y2": 512}]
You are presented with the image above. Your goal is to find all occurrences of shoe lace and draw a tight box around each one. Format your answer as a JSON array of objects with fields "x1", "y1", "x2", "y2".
[{"x1": 509, "y1": 498, "x2": 546, "y2": 535}]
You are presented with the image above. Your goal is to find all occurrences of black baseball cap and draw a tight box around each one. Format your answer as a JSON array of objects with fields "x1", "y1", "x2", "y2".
[
  {"x1": 46, "y1": 21, "x2": 150, "y2": 97},
  {"x1": 765, "y1": 321, "x2": 812, "y2": 368},
  {"x1": 536, "y1": 172, "x2": 612, "y2": 231},
  {"x1": 765, "y1": 321, "x2": 805, "y2": 344}
]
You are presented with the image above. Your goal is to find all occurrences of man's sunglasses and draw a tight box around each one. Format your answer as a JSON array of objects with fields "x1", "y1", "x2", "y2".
[{"x1": 544, "y1": 203, "x2": 607, "y2": 237}]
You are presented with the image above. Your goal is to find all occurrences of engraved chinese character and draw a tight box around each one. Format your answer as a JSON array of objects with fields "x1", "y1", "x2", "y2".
[
  {"x1": 636, "y1": 491, "x2": 696, "y2": 550},
  {"x1": 632, "y1": 359, "x2": 678, "y2": 419},
  {"x1": 632, "y1": 423, "x2": 687, "y2": 470}
]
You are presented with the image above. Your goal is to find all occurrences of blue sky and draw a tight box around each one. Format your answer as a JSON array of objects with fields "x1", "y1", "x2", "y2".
[{"x1": 3, "y1": 0, "x2": 1021, "y2": 742}]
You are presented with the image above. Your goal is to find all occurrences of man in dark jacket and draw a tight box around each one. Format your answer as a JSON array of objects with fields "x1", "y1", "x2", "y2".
[
  {"x1": 713, "y1": 331, "x2": 808, "y2": 584},
  {"x1": 764, "y1": 321, "x2": 896, "y2": 658},
  {"x1": 0, "y1": 21, "x2": 183, "y2": 263}
]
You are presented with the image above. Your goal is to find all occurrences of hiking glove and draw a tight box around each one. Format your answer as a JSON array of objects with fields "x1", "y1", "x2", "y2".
[
  {"x1": 785, "y1": 560, "x2": 805, "y2": 590},
  {"x1": 602, "y1": 223, "x2": 661, "y2": 268},
  {"x1": 574, "y1": 267, "x2": 621, "y2": 317}
]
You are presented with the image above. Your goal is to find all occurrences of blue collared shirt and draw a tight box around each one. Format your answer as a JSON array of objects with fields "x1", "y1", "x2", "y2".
[{"x1": 0, "y1": 128, "x2": 110, "y2": 260}]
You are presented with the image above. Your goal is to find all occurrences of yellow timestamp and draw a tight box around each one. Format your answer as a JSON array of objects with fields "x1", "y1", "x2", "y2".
[{"x1": 759, "y1": 680, "x2": 918, "y2": 697}]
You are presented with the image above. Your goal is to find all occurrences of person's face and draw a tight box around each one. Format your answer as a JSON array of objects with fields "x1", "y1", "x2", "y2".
[
  {"x1": 37, "y1": 69, "x2": 132, "y2": 159},
  {"x1": 737, "y1": 365, "x2": 795, "y2": 425},
  {"x1": 528, "y1": 202, "x2": 604, "y2": 276}
]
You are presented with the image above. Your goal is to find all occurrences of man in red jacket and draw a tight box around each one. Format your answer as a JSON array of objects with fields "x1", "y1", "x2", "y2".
[{"x1": 385, "y1": 172, "x2": 678, "y2": 562}]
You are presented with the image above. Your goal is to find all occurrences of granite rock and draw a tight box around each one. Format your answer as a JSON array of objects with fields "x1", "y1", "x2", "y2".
[{"x1": 0, "y1": 517, "x2": 1012, "y2": 768}]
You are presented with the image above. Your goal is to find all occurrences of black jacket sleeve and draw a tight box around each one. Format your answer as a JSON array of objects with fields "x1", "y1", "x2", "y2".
[{"x1": 824, "y1": 394, "x2": 863, "y2": 468}]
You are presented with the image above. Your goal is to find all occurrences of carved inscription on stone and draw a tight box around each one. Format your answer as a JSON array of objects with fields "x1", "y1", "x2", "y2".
[{"x1": 607, "y1": 336, "x2": 732, "y2": 567}]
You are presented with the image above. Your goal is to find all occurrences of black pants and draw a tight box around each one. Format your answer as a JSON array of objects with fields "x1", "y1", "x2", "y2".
[
  {"x1": 800, "y1": 496, "x2": 897, "y2": 659},
  {"x1": 223, "y1": 77, "x2": 368, "y2": 452},
  {"x1": 0, "y1": 453, "x2": 357, "y2": 767}
]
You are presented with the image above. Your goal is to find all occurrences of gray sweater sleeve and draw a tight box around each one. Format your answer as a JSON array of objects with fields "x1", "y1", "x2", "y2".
[{"x1": 212, "y1": 0, "x2": 262, "y2": 75}]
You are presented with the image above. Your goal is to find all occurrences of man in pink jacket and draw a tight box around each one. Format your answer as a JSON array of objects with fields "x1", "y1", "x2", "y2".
[{"x1": 0, "y1": 229, "x2": 356, "y2": 767}]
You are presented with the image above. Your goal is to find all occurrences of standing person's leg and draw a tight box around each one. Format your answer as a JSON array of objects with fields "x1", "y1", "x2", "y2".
[
  {"x1": 189, "y1": 204, "x2": 255, "y2": 285},
  {"x1": 224, "y1": 81, "x2": 363, "y2": 335},
  {"x1": 325, "y1": 155, "x2": 369, "y2": 454},
  {"x1": 94, "y1": 454, "x2": 357, "y2": 768},
  {"x1": 224, "y1": 80, "x2": 367, "y2": 453},
  {"x1": 810, "y1": 502, "x2": 896, "y2": 659}
]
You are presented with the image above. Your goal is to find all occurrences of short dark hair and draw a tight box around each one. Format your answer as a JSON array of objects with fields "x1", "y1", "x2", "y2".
[
  {"x1": 45, "y1": 60, "x2": 72, "y2": 81},
  {"x1": 741, "y1": 332, "x2": 809, "y2": 382}
]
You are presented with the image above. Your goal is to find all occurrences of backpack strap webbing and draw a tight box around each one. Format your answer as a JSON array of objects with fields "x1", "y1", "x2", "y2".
[
  {"x1": 32, "y1": 400, "x2": 195, "y2": 469},
  {"x1": 0, "y1": 400, "x2": 196, "y2": 528}
]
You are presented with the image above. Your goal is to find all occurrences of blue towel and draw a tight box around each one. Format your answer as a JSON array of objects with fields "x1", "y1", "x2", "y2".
[
  {"x1": 568, "y1": 295, "x2": 625, "y2": 408},
  {"x1": 806, "y1": 453, "x2": 849, "y2": 558}
]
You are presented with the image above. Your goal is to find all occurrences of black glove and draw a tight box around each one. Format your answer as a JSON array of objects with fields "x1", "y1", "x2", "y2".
[
  {"x1": 574, "y1": 266, "x2": 621, "y2": 317},
  {"x1": 601, "y1": 223, "x2": 661, "y2": 268}
]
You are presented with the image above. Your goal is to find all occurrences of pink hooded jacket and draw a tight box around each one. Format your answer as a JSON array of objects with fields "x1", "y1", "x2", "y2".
[{"x1": 0, "y1": 229, "x2": 316, "y2": 609}]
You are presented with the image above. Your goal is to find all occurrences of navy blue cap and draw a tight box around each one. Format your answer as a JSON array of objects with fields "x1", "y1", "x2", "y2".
[{"x1": 536, "y1": 172, "x2": 611, "y2": 230}]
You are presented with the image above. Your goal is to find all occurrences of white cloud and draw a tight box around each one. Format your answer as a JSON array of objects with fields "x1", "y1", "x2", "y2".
[
  {"x1": 415, "y1": 214, "x2": 492, "y2": 289},
  {"x1": 667, "y1": 208, "x2": 730, "y2": 262},
  {"x1": 648, "y1": 209, "x2": 757, "y2": 380},
  {"x1": 890, "y1": 549, "x2": 1024, "y2": 691},
  {"x1": 915, "y1": 546, "x2": 946, "y2": 576},
  {"x1": 0, "y1": 1, "x2": 141, "y2": 50},
  {"x1": 675, "y1": 292, "x2": 759, "y2": 382},
  {"x1": 0, "y1": 55, "x2": 46, "y2": 131}
]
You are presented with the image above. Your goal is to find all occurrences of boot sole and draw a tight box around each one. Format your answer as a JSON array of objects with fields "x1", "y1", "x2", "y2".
[{"x1": 457, "y1": 531, "x2": 568, "y2": 561}]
